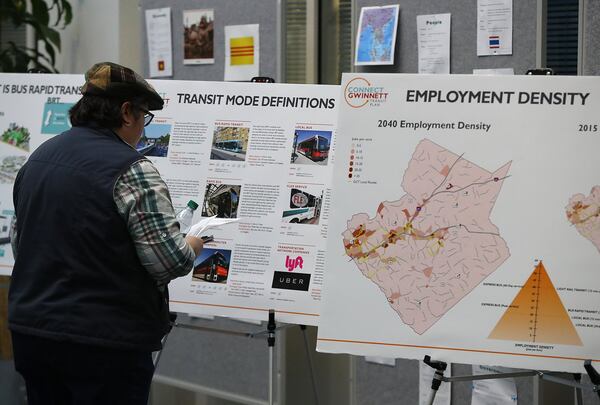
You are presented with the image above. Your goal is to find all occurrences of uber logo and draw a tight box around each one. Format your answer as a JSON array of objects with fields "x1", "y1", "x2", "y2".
[{"x1": 271, "y1": 271, "x2": 311, "y2": 291}]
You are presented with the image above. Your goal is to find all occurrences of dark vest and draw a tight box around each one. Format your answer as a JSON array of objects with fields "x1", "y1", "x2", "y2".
[{"x1": 9, "y1": 125, "x2": 169, "y2": 351}]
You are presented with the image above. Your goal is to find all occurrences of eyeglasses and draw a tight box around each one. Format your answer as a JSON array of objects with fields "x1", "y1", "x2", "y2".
[{"x1": 140, "y1": 108, "x2": 154, "y2": 127}]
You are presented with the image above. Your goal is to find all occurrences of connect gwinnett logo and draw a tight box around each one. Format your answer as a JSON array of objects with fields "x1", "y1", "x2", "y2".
[{"x1": 344, "y1": 77, "x2": 389, "y2": 108}]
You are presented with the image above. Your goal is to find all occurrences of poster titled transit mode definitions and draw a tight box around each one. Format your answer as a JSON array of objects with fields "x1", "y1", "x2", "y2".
[
  {"x1": 0, "y1": 74, "x2": 338, "y2": 327},
  {"x1": 317, "y1": 73, "x2": 600, "y2": 372}
]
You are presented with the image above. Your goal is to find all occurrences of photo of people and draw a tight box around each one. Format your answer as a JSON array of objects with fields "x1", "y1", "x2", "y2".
[
  {"x1": 210, "y1": 126, "x2": 249, "y2": 161},
  {"x1": 192, "y1": 248, "x2": 232, "y2": 283},
  {"x1": 183, "y1": 9, "x2": 214, "y2": 64},
  {"x1": 290, "y1": 130, "x2": 331, "y2": 166},
  {"x1": 1, "y1": 123, "x2": 30, "y2": 151},
  {"x1": 136, "y1": 123, "x2": 171, "y2": 157},
  {"x1": 0, "y1": 155, "x2": 26, "y2": 183},
  {"x1": 282, "y1": 187, "x2": 323, "y2": 225},
  {"x1": 202, "y1": 183, "x2": 242, "y2": 218}
]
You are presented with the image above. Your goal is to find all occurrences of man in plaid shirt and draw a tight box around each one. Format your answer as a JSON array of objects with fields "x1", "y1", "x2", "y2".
[{"x1": 8, "y1": 62, "x2": 204, "y2": 404}]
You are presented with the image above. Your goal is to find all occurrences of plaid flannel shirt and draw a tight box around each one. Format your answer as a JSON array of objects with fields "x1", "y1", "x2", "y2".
[{"x1": 11, "y1": 159, "x2": 194, "y2": 287}]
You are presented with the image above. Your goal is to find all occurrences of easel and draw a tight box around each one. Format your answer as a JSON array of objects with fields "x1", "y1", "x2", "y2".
[
  {"x1": 245, "y1": 310, "x2": 320, "y2": 405},
  {"x1": 153, "y1": 310, "x2": 320, "y2": 405},
  {"x1": 423, "y1": 355, "x2": 600, "y2": 405}
]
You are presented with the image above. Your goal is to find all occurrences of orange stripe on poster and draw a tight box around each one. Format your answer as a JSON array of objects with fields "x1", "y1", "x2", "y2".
[
  {"x1": 170, "y1": 300, "x2": 319, "y2": 317},
  {"x1": 317, "y1": 337, "x2": 600, "y2": 362},
  {"x1": 230, "y1": 36, "x2": 255, "y2": 66}
]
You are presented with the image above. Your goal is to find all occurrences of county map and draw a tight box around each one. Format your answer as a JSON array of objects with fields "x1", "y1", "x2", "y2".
[
  {"x1": 566, "y1": 186, "x2": 600, "y2": 253},
  {"x1": 343, "y1": 139, "x2": 511, "y2": 334}
]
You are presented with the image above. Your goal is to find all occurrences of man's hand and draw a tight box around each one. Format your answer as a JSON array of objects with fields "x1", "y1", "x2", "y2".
[{"x1": 185, "y1": 235, "x2": 204, "y2": 256}]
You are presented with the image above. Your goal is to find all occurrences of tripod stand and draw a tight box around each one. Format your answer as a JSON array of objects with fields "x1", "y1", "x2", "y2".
[
  {"x1": 423, "y1": 355, "x2": 600, "y2": 405},
  {"x1": 153, "y1": 310, "x2": 320, "y2": 405}
]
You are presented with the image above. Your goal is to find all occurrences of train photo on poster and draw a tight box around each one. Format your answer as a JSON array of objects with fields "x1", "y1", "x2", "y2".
[
  {"x1": 192, "y1": 248, "x2": 232, "y2": 283},
  {"x1": 282, "y1": 188, "x2": 323, "y2": 225}
]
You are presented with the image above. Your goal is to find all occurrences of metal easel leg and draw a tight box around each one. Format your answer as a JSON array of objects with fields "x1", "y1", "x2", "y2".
[
  {"x1": 300, "y1": 325, "x2": 320, "y2": 405},
  {"x1": 584, "y1": 360, "x2": 600, "y2": 401},
  {"x1": 268, "y1": 310, "x2": 276, "y2": 405},
  {"x1": 573, "y1": 373, "x2": 583, "y2": 405},
  {"x1": 423, "y1": 356, "x2": 447, "y2": 405}
]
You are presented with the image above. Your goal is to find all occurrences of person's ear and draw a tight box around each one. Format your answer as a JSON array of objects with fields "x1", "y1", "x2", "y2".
[{"x1": 120, "y1": 101, "x2": 134, "y2": 127}]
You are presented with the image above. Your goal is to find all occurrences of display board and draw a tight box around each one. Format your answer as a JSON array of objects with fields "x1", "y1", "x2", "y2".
[
  {"x1": 0, "y1": 73, "x2": 338, "y2": 327},
  {"x1": 140, "y1": 0, "x2": 279, "y2": 82},
  {"x1": 0, "y1": 74, "x2": 83, "y2": 274},
  {"x1": 317, "y1": 73, "x2": 600, "y2": 373},
  {"x1": 159, "y1": 80, "x2": 338, "y2": 325},
  {"x1": 353, "y1": 0, "x2": 537, "y2": 74}
]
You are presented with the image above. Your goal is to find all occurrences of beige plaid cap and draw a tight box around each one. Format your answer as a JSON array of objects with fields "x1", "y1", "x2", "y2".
[{"x1": 81, "y1": 62, "x2": 163, "y2": 110}]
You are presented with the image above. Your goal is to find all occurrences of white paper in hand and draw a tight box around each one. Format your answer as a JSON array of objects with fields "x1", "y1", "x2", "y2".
[{"x1": 187, "y1": 216, "x2": 239, "y2": 237}]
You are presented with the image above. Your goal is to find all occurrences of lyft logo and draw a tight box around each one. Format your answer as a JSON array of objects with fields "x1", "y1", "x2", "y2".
[{"x1": 285, "y1": 255, "x2": 303, "y2": 272}]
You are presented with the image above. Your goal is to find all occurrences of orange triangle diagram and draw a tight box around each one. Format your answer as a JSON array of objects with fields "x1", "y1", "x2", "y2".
[{"x1": 488, "y1": 261, "x2": 583, "y2": 346}]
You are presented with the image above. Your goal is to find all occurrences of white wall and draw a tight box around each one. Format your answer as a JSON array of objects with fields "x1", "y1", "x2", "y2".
[
  {"x1": 118, "y1": 0, "x2": 143, "y2": 73},
  {"x1": 51, "y1": 0, "x2": 142, "y2": 75}
]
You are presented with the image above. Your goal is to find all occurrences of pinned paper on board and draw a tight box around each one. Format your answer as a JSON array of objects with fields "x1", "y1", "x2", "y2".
[
  {"x1": 477, "y1": 0, "x2": 512, "y2": 56},
  {"x1": 225, "y1": 24, "x2": 260, "y2": 81},
  {"x1": 145, "y1": 7, "x2": 173, "y2": 77},
  {"x1": 183, "y1": 9, "x2": 214, "y2": 65},
  {"x1": 417, "y1": 13, "x2": 451, "y2": 74},
  {"x1": 355, "y1": 5, "x2": 400, "y2": 66}
]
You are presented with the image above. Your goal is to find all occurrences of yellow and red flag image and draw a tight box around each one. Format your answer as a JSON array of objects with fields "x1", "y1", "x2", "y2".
[{"x1": 230, "y1": 36, "x2": 254, "y2": 65}]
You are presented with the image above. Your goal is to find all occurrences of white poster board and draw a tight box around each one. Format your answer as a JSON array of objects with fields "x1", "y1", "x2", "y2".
[
  {"x1": 317, "y1": 73, "x2": 600, "y2": 372},
  {"x1": 157, "y1": 81, "x2": 338, "y2": 325},
  {"x1": 0, "y1": 74, "x2": 339, "y2": 327},
  {"x1": 0, "y1": 74, "x2": 83, "y2": 275}
]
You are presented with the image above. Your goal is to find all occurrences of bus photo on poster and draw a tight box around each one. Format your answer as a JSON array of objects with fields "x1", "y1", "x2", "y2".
[{"x1": 290, "y1": 130, "x2": 331, "y2": 166}]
